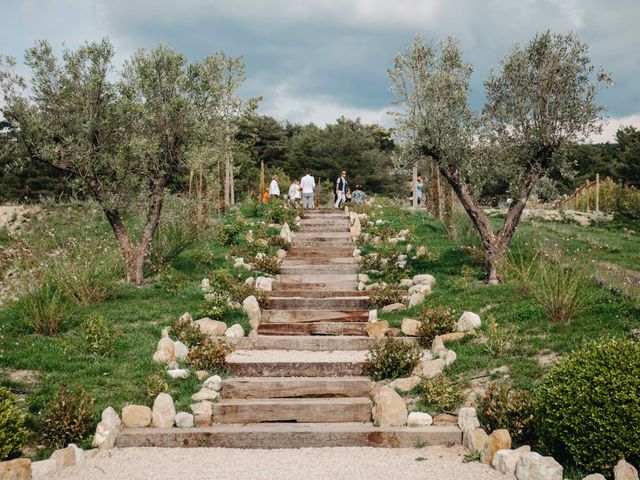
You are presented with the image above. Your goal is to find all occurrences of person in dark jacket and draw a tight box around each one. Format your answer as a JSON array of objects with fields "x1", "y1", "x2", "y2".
[{"x1": 335, "y1": 170, "x2": 348, "y2": 208}]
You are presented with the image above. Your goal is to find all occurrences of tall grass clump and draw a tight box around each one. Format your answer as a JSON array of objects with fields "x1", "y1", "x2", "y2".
[{"x1": 13, "y1": 283, "x2": 66, "y2": 335}]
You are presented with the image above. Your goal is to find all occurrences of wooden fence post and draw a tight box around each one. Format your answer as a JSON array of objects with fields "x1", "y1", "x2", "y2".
[
  {"x1": 585, "y1": 179, "x2": 590, "y2": 212},
  {"x1": 595, "y1": 173, "x2": 600, "y2": 215}
]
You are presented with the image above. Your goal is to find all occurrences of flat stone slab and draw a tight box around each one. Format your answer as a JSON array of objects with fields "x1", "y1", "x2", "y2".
[
  {"x1": 222, "y1": 376, "x2": 374, "y2": 399},
  {"x1": 116, "y1": 423, "x2": 462, "y2": 448},
  {"x1": 211, "y1": 397, "x2": 372, "y2": 423}
]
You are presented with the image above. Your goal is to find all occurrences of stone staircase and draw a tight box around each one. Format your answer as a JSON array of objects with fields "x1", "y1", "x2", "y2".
[{"x1": 116, "y1": 208, "x2": 461, "y2": 448}]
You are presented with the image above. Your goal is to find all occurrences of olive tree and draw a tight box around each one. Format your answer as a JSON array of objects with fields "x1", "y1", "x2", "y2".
[
  {"x1": 390, "y1": 32, "x2": 609, "y2": 283},
  {"x1": 0, "y1": 40, "x2": 243, "y2": 284}
]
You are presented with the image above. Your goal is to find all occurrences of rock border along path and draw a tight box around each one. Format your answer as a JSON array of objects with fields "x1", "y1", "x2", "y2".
[{"x1": 116, "y1": 208, "x2": 461, "y2": 448}]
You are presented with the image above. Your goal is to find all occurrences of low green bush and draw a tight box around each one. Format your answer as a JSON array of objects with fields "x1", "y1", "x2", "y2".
[
  {"x1": 171, "y1": 315, "x2": 207, "y2": 348},
  {"x1": 201, "y1": 291, "x2": 232, "y2": 320},
  {"x1": 186, "y1": 338, "x2": 234, "y2": 372},
  {"x1": 253, "y1": 255, "x2": 281, "y2": 275},
  {"x1": 156, "y1": 265, "x2": 189, "y2": 295},
  {"x1": 416, "y1": 306, "x2": 457, "y2": 348},
  {"x1": 80, "y1": 315, "x2": 120, "y2": 358},
  {"x1": 145, "y1": 372, "x2": 169, "y2": 398},
  {"x1": 39, "y1": 385, "x2": 95, "y2": 449},
  {"x1": 13, "y1": 283, "x2": 67, "y2": 335},
  {"x1": 478, "y1": 382, "x2": 535, "y2": 444},
  {"x1": 368, "y1": 287, "x2": 403, "y2": 309},
  {"x1": 419, "y1": 375, "x2": 466, "y2": 413},
  {"x1": 267, "y1": 235, "x2": 291, "y2": 251},
  {"x1": 365, "y1": 338, "x2": 421, "y2": 381},
  {"x1": 536, "y1": 337, "x2": 640, "y2": 473},
  {"x1": 0, "y1": 387, "x2": 28, "y2": 461}
]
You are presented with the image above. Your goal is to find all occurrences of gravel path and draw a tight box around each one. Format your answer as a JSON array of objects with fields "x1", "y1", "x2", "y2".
[{"x1": 51, "y1": 446, "x2": 514, "y2": 480}]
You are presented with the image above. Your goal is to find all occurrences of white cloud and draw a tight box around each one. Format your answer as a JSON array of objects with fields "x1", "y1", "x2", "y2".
[{"x1": 590, "y1": 114, "x2": 640, "y2": 143}]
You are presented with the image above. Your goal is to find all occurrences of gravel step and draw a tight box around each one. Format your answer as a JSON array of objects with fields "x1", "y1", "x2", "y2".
[
  {"x1": 211, "y1": 397, "x2": 372, "y2": 423},
  {"x1": 222, "y1": 376, "x2": 374, "y2": 399},
  {"x1": 116, "y1": 423, "x2": 462, "y2": 448}
]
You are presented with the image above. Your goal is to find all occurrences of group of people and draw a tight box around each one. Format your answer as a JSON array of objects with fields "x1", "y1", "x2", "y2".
[{"x1": 266, "y1": 170, "x2": 366, "y2": 209}]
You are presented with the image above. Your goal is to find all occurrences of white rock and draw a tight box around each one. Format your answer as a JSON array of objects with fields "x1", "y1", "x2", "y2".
[
  {"x1": 408, "y1": 292, "x2": 425, "y2": 308},
  {"x1": 494, "y1": 446, "x2": 531, "y2": 475},
  {"x1": 399, "y1": 279, "x2": 414, "y2": 288},
  {"x1": 368, "y1": 310, "x2": 378, "y2": 323},
  {"x1": 167, "y1": 360, "x2": 179, "y2": 370},
  {"x1": 152, "y1": 393, "x2": 176, "y2": 428},
  {"x1": 92, "y1": 407, "x2": 121, "y2": 450},
  {"x1": 244, "y1": 277, "x2": 254, "y2": 285},
  {"x1": 388, "y1": 376, "x2": 421, "y2": 392},
  {"x1": 357, "y1": 281, "x2": 366, "y2": 291},
  {"x1": 175, "y1": 412, "x2": 194, "y2": 428},
  {"x1": 32, "y1": 458, "x2": 57, "y2": 478},
  {"x1": 153, "y1": 336, "x2": 175, "y2": 364},
  {"x1": 443, "y1": 349, "x2": 457, "y2": 366},
  {"x1": 225, "y1": 323, "x2": 245, "y2": 337},
  {"x1": 416, "y1": 246, "x2": 427, "y2": 257},
  {"x1": 201, "y1": 278, "x2": 210, "y2": 293},
  {"x1": 401, "y1": 318, "x2": 421, "y2": 336},
  {"x1": 173, "y1": 341, "x2": 189, "y2": 361},
  {"x1": 280, "y1": 223, "x2": 292, "y2": 243},
  {"x1": 406, "y1": 244, "x2": 413, "y2": 252},
  {"x1": 431, "y1": 336, "x2": 447, "y2": 357},
  {"x1": 255, "y1": 252, "x2": 265, "y2": 260},
  {"x1": 276, "y1": 248, "x2": 287, "y2": 259},
  {"x1": 457, "y1": 407, "x2": 480, "y2": 431},
  {"x1": 353, "y1": 248, "x2": 361, "y2": 257},
  {"x1": 457, "y1": 311, "x2": 481, "y2": 332},
  {"x1": 191, "y1": 388, "x2": 220, "y2": 402},
  {"x1": 412, "y1": 358, "x2": 445, "y2": 378},
  {"x1": 365, "y1": 282, "x2": 380, "y2": 291},
  {"x1": 614, "y1": 460, "x2": 639, "y2": 480},
  {"x1": 195, "y1": 317, "x2": 227, "y2": 336},
  {"x1": 515, "y1": 452, "x2": 563, "y2": 480},
  {"x1": 203, "y1": 375, "x2": 222, "y2": 391},
  {"x1": 371, "y1": 386, "x2": 407, "y2": 427},
  {"x1": 243, "y1": 295, "x2": 262, "y2": 329},
  {"x1": 375, "y1": 219, "x2": 385, "y2": 226},
  {"x1": 583, "y1": 475, "x2": 606, "y2": 480},
  {"x1": 381, "y1": 303, "x2": 406, "y2": 313},
  {"x1": 408, "y1": 283, "x2": 431, "y2": 295},
  {"x1": 167, "y1": 369, "x2": 190, "y2": 379},
  {"x1": 358, "y1": 273, "x2": 370, "y2": 283},
  {"x1": 413, "y1": 274, "x2": 436, "y2": 286},
  {"x1": 407, "y1": 412, "x2": 433, "y2": 427},
  {"x1": 122, "y1": 405, "x2": 153, "y2": 428},
  {"x1": 255, "y1": 276, "x2": 274, "y2": 292},
  {"x1": 464, "y1": 427, "x2": 489, "y2": 453},
  {"x1": 350, "y1": 213, "x2": 362, "y2": 239},
  {"x1": 68, "y1": 443, "x2": 85, "y2": 465},
  {"x1": 190, "y1": 401, "x2": 213, "y2": 417}
]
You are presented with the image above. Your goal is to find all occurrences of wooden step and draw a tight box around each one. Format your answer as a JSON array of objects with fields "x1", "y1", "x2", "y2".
[
  {"x1": 227, "y1": 350, "x2": 368, "y2": 376},
  {"x1": 222, "y1": 377, "x2": 374, "y2": 399},
  {"x1": 267, "y1": 297, "x2": 368, "y2": 310},
  {"x1": 293, "y1": 240, "x2": 354, "y2": 247},
  {"x1": 282, "y1": 257, "x2": 356, "y2": 265},
  {"x1": 261, "y1": 310, "x2": 368, "y2": 323},
  {"x1": 280, "y1": 264, "x2": 358, "y2": 275},
  {"x1": 275, "y1": 281, "x2": 358, "y2": 292},
  {"x1": 223, "y1": 335, "x2": 416, "y2": 351},
  {"x1": 257, "y1": 322, "x2": 368, "y2": 336},
  {"x1": 296, "y1": 232, "x2": 352, "y2": 239},
  {"x1": 211, "y1": 397, "x2": 372, "y2": 423},
  {"x1": 116, "y1": 423, "x2": 462, "y2": 449},
  {"x1": 269, "y1": 291, "x2": 368, "y2": 298}
]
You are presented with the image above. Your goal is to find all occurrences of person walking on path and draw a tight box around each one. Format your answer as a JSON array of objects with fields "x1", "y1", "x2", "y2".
[
  {"x1": 352, "y1": 184, "x2": 365, "y2": 204},
  {"x1": 335, "y1": 170, "x2": 348, "y2": 209},
  {"x1": 269, "y1": 175, "x2": 280, "y2": 198},
  {"x1": 408, "y1": 176, "x2": 424, "y2": 206},
  {"x1": 288, "y1": 179, "x2": 301, "y2": 204},
  {"x1": 300, "y1": 170, "x2": 316, "y2": 209}
]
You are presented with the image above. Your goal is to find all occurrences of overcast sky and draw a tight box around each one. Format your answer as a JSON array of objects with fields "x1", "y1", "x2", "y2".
[{"x1": 2, "y1": 0, "x2": 639, "y2": 141}]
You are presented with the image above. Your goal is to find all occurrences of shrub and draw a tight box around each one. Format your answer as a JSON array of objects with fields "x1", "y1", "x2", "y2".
[
  {"x1": 148, "y1": 218, "x2": 199, "y2": 270},
  {"x1": 359, "y1": 253, "x2": 385, "y2": 271},
  {"x1": 13, "y1": 283, "x2": 67, "y2": 335},
  {"x1": 171, "y1": 315, "x2": 206, "y2": 348},
  {"x1": 419, "y1": 375, "x2": 466, "y2": 412},
  {"x1": 39, "y1": 385, "x2": 95, "y2": 448},
  {"x1": 416, "y1": 306, "x2": 457, "y2": 348},
  {"x1": 365, "y1": 338, "x2": 421, "y2": 381},
  {"x1": 186, "y1": 338, "x2": 234, "y2": 372},
  {"x1": 253, "y1": 255, "x2": 281, "y2": 275},
  {"x1": 368, "y1": 287, "x2": 403, "y2": 309},
  {"x1": 156, "y1": 265, "x2": 189, "y2": 295},
  {"x1": 201, "y1": 291, "x2": 232, "y2": 320},
  {"x1": 481, "y1": 315, "x2": 517, "y2": 357},
  {"x1": 536, "y1": 337, "x2": 640, "y2": 473},
  {"x1": 478, "y1": 382, "x2": 535, "y2": 444},
  {"x1": 145, "y1": 372, "x2": 169, "y2": 398},
  {"x1": 80, "y1": 315, "x2": 119, "y2": 358},
  {"x1": 267, "y1": 235, "x2": 291, "y2": 251},
  {"x1": 0, "y1": 387, "x2": 28, "y2": 461},
  {"x1": 217, "y1": 219, "x2": 245, "y2": 246}
]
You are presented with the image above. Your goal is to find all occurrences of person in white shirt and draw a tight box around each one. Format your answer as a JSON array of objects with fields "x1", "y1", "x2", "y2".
[
  {"x1": 288, "y1": 179, "x2": 301, "y2": 204},
  {"x1": 269, "y1": 175, "x2": 280, "y2": 197},
  {"x1": 300, "y1": 170, "x2": 316, "y2": 209}
]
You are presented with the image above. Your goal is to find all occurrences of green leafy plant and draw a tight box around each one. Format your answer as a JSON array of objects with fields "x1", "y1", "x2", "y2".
[
  {"x1": 80, "y1": 314, "x2": 120, "y2": 358},
  {"x1": 217, "y1": 219, "x2": 245, "y2": 246},
  {"x1": 419, "y1": 375, "x2": 466, "y2": 412},
  {"x1": 201, "y1": 291, "x2": 232, "y2": 320},
  {"x1": 148, "y1": 216, "x2": 199, "y2": 271},
  {"x1": 416, "y1": 306, "x2": 457, "y2": 348},
  {"x1": 368, "y1": 287, "x2": 403, "y2": 309},
  {"x1": 171, "y1": 316, "x2": 207, "y2": 348},
  {"x1": 536, "y1": 337, "x2": 640, "y2": 473},
  {"x1": 186, "y1": 338, "x2": 234, "y2": 372},
  {"x1": 156, "y1": 265, "x2": 189, "y2": 295},
  {"x1": 365, "y1": 338, "x2": 421, "y2": 381},
  {"x1": 145, "y1": 372, "x2": 169, "y2": 398},
  {"x1": 481, "y1": 315, "x2": 517, "y2": 357},
  {"x1": 0, "y1": 387, "x2": 28, "y2": 461},
  {"x1": 253, "y1": 255, "x2": 281, "y2": 275},
  {"x1": 267, "y1": 235, "x2": 291, "y2": 251},
  {"x1": 13, "y1": 283, "x2": 67, "y2": 335},
  {"x1": 478, "y1": 382, "x2": 536, "y2": 445},
  {"x1": 39, "y1": 385, "x2": 95, "y2": 448}
]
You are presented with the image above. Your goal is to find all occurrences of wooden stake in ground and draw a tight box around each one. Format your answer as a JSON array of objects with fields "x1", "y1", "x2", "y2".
[
  {"x1": 412, "y1": 163, "x2": 418, "y2": 209},
  {"x1": 260, "y1": 160, "x2": 265, "y2": 202}
]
